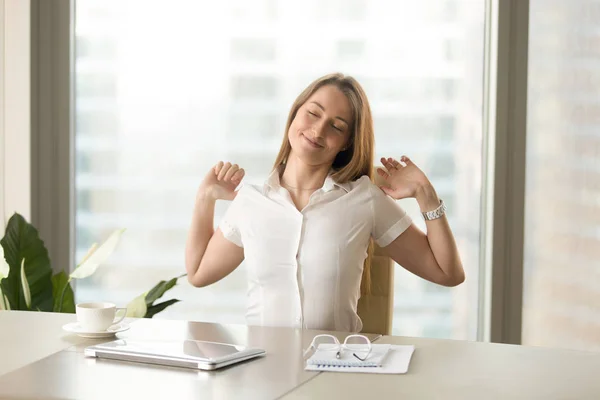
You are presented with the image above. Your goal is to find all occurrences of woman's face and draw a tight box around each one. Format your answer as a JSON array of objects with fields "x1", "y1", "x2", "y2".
[{"x1": 288, "y1": 85, "x2": 352, "y2": 167}]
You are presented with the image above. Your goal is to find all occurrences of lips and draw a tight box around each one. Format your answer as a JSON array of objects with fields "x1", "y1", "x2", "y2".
[{"x1": 301, "y1": 134, "x2": 323, "y2": 148}]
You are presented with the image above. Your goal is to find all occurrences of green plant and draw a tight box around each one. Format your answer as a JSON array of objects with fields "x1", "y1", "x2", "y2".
[{"x1": 0, "y1": 213, "x2": 183, "y2": 317}]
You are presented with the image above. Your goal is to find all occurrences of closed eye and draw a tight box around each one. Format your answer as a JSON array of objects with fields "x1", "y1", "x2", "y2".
[
  {"x1": 308, "y1": 111, "x2": 319, "y2": 117},
  {"x1": 332, "y1": 124, "x2": 343, "y2": 132}
]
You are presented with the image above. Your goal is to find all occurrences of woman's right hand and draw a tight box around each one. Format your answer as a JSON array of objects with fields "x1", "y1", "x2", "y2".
[{"x1": 198, "y1": 161, "x2": 245, "y2": 201}]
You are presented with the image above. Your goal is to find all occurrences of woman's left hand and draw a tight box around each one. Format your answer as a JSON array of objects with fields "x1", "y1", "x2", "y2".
[{"x1": 377, "y1": 156, "x2": 431, "y2": 200}]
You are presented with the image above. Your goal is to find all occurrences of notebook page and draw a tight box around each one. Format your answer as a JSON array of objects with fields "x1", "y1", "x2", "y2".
[
  {"x1": 305, "y1": 345, "x2": 415, "y2": 374},
  {"x1": 306, "y1": 343, "x2": 391, "y2": 367}
]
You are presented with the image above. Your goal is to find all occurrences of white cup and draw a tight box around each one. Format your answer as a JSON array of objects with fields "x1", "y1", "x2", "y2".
[{"x1": 76, "y1": 302, "x2": 127, "y2": 332}]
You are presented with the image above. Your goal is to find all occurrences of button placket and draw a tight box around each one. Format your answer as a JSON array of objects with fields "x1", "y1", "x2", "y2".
[{"x1": 295, "y1": 213, "x2": 306, "y2": 327}]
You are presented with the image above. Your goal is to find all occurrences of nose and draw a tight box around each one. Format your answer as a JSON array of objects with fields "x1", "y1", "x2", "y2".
[{"x1": 311, "y1": 120, "x2": 326, "y2": 139}]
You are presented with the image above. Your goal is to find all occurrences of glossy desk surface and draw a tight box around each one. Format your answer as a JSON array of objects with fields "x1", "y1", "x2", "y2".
[
  {"x1": 0, "y1": 311, "x2": 379, "y2": 399},
  {"x1": 1, "y1": 311, "x2": 599, "y2": 399},
  {"x1": 283, "y1": 334, "x2": 600, "y2": 399}
]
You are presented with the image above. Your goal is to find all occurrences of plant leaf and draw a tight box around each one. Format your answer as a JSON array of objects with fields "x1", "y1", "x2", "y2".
[
  {"x1": 20, "y1": 258, "x2": 31, "y2": 309},
  {"x1": 0, "y1": 287, "x2": 9, "y2": 310},
  {"x1": 0, "y1": 246, "x2": 8, "y2": 311},
  {"x1": 70, "y1": 229, "x2": 125, "y2": 280},
  {"x1": 145, "y1": 276, "x2": 179, "y2": 306},
  {"x1": 0, "y1": 245, "x2": 9, "y2": 280},
  {"x1": 144, "y1": 299, "x2": 180, "y2": 319},
  {"x1": 126, "y1": 292, "x2": 147, "y2": 318},
  {"x1": 51, "y1": 271, "x2": 75, "y2": 313},
  {"x1": 0, "y1": 213, "x2": 53, "y2": 311},
  {"x1": 78, "y1": 243, "x2": 98, "y2": 266}
]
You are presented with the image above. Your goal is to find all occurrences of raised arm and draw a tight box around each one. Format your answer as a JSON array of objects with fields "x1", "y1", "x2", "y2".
[
  {"x1": 185, "y1": 162, "x2": 245, "y2": 287},
  {"x1": 376, "y1": 156, "x2": 465, "y2": 287}
]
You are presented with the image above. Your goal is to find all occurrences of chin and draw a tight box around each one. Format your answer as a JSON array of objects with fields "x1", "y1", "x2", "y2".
[{"x1": 290, "y1": 147, "x2": 334, "y2": 167}]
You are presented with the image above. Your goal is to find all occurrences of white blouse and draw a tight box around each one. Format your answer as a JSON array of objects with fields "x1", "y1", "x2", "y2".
[{"x1": 219, "y1": 169, "x2": 412, "y2": 332}]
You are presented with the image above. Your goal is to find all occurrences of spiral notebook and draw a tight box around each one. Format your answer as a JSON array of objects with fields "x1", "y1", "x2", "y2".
[
  {"x1": 305, "y1": 344, "x2": 415, "y2": 374},
  {"x1": 306, "y1": 343, "x2": 391, "y2": 367}
]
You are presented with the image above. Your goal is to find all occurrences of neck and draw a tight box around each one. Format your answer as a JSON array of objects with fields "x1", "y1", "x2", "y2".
[{"x1": 280, "y1": 155, "x2": 331, "y2": 191}]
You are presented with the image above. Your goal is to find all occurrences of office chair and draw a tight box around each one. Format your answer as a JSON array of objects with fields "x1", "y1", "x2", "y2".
[{"x1": 357, "y1": 171, "x2": 395, "y2": 335}]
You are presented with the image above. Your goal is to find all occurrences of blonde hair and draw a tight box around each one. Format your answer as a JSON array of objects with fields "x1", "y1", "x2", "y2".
[{"x1": 272, "y1": 73, "x2": 375, "y2": 295}]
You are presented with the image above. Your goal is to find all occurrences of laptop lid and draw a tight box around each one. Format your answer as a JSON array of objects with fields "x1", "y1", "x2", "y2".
[{"x1": 84, "y1": 339, "x2": 266, "y2": 371}]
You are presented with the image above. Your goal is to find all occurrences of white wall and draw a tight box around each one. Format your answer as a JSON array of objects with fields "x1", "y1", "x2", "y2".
[{"x1": 1, "y1": 0, "x2": 31, "y2": 235}]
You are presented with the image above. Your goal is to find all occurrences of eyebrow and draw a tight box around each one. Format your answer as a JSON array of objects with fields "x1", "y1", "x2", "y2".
[{"x1": 310, "y1": 101, "x2": 349, "y2": 125}]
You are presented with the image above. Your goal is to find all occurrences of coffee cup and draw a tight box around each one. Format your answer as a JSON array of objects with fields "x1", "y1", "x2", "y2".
[{"x1": 76, "y1": 302, "x2": 127, "y2": 332}]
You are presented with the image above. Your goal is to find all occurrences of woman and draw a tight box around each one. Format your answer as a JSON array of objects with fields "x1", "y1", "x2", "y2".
[{"x1": 185, "y1": 73, "x2": 464, "y2": 332}]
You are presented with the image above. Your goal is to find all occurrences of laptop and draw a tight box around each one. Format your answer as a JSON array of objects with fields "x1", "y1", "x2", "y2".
[{"x1": 84, "y1": 339, "x2": 266, "y2": 371}]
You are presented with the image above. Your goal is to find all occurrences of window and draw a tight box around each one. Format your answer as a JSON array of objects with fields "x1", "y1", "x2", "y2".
[
  {"x1": 336, "y1": 40, "x2": 366, "y2": 62},
  {"x1": 74, "y1": 0, "x2": 485, "y2": 340},
  {"x1": 522, "y1": 0, "x2": 600, "y2": 352},
  {"x1": 75, "y1": 109, "x2": 118, "y2": 137},
  {"x1": 230, "y1": 39, "x2": 276, "y2": 62},
  {"x1": 230, "y1": 76, "x2": 280, "y2": 100}
]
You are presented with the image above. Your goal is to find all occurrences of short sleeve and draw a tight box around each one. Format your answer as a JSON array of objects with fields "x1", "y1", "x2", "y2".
[
  {"x1": 218, "y1": 187, "x2": 245, "y2": 248},
  {"x1": 369, "y1": 183, "x2": 413, "y2": 247}
]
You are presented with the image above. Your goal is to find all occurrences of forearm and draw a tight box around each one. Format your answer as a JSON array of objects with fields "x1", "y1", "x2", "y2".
[
  {"x1": 185, "y1": 193, "x2": 217, "y2": 279},
  {"x1": 416, "y1": 184, "x2": 465, "y2": 285}
]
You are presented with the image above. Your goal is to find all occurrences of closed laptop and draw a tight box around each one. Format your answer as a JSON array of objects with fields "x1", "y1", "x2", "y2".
[{"x1": 84, "y1": 339, "x2": 266, "y2": 371}]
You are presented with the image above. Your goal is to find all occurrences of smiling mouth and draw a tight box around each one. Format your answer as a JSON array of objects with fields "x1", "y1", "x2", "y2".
[{"x1": 302, "y1": 134, "x2": 323, "y2": 148}]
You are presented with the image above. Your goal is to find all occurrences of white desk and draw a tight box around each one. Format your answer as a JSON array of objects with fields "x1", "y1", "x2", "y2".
[
  {"x1": 0, "y1": 311, "x2": 379, "y2": 399},
  {"x1": 0, "y1": 311, "x2": 89, "y2": 376},
  {"x1": 1, "y1": 311, "x2": 600, "y2": 399},
  {"x1": 283, "y1": 334, "x2": 600, "y2": 399}
]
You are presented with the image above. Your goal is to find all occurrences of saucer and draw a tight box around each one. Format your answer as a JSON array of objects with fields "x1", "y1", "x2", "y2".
[{"x1": 62, "y1": 322, "x2": 131, "y2": 338}]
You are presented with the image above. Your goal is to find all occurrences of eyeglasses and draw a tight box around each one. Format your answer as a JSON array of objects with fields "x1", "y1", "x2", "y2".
[{"x1": 303, "y1": 334, "x2": 372, "y2": 361}]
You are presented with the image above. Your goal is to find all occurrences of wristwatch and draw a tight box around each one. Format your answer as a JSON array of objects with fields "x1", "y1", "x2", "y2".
[{"x1": 422, "y1": 199, "x2": 447, "y2": 221}]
